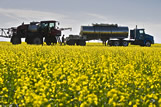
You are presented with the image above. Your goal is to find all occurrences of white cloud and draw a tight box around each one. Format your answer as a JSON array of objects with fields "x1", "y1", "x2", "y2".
[{"x1": 0, "y1": 8, "x2": 67, "y2": 22}]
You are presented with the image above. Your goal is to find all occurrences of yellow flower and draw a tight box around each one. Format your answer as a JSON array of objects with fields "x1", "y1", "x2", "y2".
[
  {"x1": 0, "y1": 42, "x2": 160, "y2": 106},
  {"x1": 59, "y1": 103, "x2": 63, "y2": 106},
  {"x1": 133, "y1": 104, "x2": 138, "y2": 107},
  {"x1": 80, "y1": 102, "x2": 88, "y2": 107},
  {"x1": 129, "y1": 101, "x2": 132, "y2": 106}
]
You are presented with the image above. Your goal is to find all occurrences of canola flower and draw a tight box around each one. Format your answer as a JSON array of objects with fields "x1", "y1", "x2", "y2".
[{"x1": 0, "y1": 42, "x2": 161, "y2": 106}]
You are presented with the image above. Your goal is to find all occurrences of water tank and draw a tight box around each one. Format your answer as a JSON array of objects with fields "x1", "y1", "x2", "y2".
[
  {"x1": 28, "y1": 22, "x2": 39, "y2": 32},
  {"x1": 80, "y1": 24, "x2": 129, "y2": 40},
  {"x1": 28, "y1": 25, "x2": 38, "y2": 32}
]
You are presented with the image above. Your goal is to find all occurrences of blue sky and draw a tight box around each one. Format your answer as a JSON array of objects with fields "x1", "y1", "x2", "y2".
[{"x1": 0, "y1": 0, "x2": 161, "y2": 43}]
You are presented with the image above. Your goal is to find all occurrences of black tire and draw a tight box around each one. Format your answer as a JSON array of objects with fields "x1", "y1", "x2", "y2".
[
  {"x1": 46, "y1": 42, "x2": 51, "y2": 45},
  {"x1": 25, "y1": 37, "x2": 32, "y2": 44},
  {"x1": 52, "y1": 37, "x2": 57, "y2": 44},
  {"x1": 45, "y1": 37, "x2": 51, "y2": 45},
  {"x1": 33, "y1": 37, "x2": 43, "y2": 45},
  {"x1": 108, "y1": 41, "x2": 113, "y2": 46},
  {"x1": 122, "y1": 41, "x2": 129, "y2": 46},
  {"x1": 11, "y1": 36, "x2": 21, "y2": 44},
  {"x1": 66, "y1": 40, "x2": 75, "y2": 45},
  {"x1": 145, "y1": 41, "x2": 151, "y2": 47},
  {"x1": 113, "y1": 41, "x2": 120, "y2": 46},
  {"x1": 77, "y1": 40, "x2": 86, "y2": 46},
  {"x1": 81, "y1": 42, "x2": 86, "y2": 46},
  {"x1": 45, "y1": 36, "x2": 57, "y2": 45}
]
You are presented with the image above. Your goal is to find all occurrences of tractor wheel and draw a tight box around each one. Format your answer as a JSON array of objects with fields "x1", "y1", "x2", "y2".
[
  {"x1": 145, "y1": 41, "x2": 151, "y2": 47},
  {"x1": 122, "y1": 41, "x2": 129, "y2": 46},
  {"x1": 52, "y1": 37, "x2": 57, "y2": 44},
  {"x1": 25, "y1": 37, "x2": 32, "y2": 44},
  {"x1": 33, "y1": 37, "x2": 43, "y2": 45},
  {"x1": 11, "y1": 36, "x2": 21, "y2": 44},
  {"x1": 113, "y1": 41, "x2": 120, "y2": 46},
  {"x1": 45, "y1": 37, "x2": 51, "y2": 45},
  {"x1": 46, "y1": 42, "x2": 51, "y2": 45}
]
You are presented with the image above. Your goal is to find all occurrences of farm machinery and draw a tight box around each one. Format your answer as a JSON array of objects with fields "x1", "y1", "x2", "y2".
[
  {"x1": 0, "y1": 20, "x2": 71, "y2": 45},
  {"x1": 0, "y1": 20, "x2": 154, "y2": 46}
]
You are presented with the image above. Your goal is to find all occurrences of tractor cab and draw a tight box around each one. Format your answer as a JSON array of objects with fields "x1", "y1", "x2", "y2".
[
  {"x1": 39, "y1": 21, "x2": 61, "y2": 37},
  {"x1": 37, "y1": 21, "x2": 61, "y2": 45},
  {"x1": 130, "y1": 28, "x2": 154, "y2": 46}
]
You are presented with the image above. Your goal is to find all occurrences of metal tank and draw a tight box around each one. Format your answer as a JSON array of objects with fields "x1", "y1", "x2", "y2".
[
  {"x1": 80, "y1": 24, "x2": 129, "y2": 41},
  {"x1": 28, "y1": 22, "x2": 39, "y2": 32}
]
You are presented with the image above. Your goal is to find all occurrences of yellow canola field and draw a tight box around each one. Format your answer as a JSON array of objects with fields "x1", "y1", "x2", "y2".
[{"x1": 0, "y1": 42, "x2": 161, "y2": 106}]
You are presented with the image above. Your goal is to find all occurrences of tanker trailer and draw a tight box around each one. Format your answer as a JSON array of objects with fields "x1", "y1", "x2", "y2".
[
  {"x1": 66, "y1": 23, "x2": 154, "y2": 47},
  {"x1": 80, "y1": 24, "x2": 128, "y2": 41},
  {"x1": 66, "y1": 24, "x2": 129, "y2": 46}
]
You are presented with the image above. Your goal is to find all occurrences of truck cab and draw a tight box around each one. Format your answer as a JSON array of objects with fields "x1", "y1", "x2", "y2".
[{"x1": 130, "y1": 29, "x2": 154, "y2": 46}]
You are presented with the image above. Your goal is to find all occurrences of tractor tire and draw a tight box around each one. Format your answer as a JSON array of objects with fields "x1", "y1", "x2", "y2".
[
  {"x1": 33, "y1": 37, "x2": 43, "y2": 45},
  {"x1": 25, "y1": 37, "x2": 32, "y2": 44},
  {"x1": 45, "y1": 37, "x2": 51, "y2": 45},
  {"x1": 46, "y1": 42, "x2": 51, "y2": 45},
  {"x1": 11, "y1": 36, "x2": 21, "y2": 45},
  {"x1": 145, "y1": 41, "x2": 151, "y2": 47},
  {"x1": 52, "y1": 37, "x2": 57, "y2": 44}
]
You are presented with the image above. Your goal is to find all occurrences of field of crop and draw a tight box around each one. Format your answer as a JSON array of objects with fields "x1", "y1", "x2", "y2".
[{"x1": 0, "y1": 42, "x2": 161, "y2": 106}]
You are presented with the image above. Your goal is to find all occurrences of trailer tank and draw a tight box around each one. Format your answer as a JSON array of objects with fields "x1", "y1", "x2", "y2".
[{"x1": 80, "y1": 24, "x2": 129, "y2": 41}]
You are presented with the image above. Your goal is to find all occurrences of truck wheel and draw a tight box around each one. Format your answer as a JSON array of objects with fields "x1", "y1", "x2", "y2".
[
  {"x1": 33, "y1": 37, "x2": 43, "y2": 45},
  {"x1": 113, "y1": 41, "x2": 120, "y2": 46},
  {"x1": 108, "y1": 41, "x2": 113, "y2": 46},
  {"x1": 145, "y1": 41, "x2": 151, "y2": 47},
  {"x1": 81, "y1": 41, "x2": 86, "y2": 46},
  {"x1": 11, "y1": 36, "x2": 21, "y2": 44},
  {"x1": 122, "y1": 41, "x2": 129, "y2": 46}
]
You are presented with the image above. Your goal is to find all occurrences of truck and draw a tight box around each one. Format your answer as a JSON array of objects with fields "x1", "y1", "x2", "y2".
[
  {"x1": 0, "y1": 20, "x2": 71, "y2": 45},
  {"x1": 66, "y1": 24, "x2": 154, "y2": 47}
]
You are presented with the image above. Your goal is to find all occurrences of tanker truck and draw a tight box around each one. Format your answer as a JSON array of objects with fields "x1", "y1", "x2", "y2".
[{"x1": 66, "y1": 24, "x2": 154, "y2": 46}]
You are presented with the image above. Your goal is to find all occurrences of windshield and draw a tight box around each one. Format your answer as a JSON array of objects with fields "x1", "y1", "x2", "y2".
[
  {"x1": 41, "y1": 22, "x2": 48, "y2": 28},
  {"x1": 49, "y1": 23, "x2": 55, "y2": 28},
  {"x1": 139, "y1": 30, "x2": 144, "y2": 34}
]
